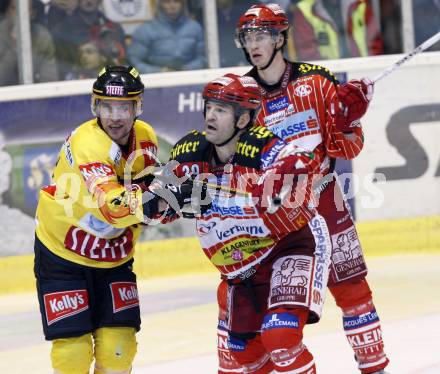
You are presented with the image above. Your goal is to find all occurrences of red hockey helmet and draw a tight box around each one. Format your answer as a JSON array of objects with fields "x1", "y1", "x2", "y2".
[
  {"x1": 203, "y1": 74, "x2": 261, "y2": 111},
  {"x1": 236, "y1": 3, "x2": 289, "y2": 47}
]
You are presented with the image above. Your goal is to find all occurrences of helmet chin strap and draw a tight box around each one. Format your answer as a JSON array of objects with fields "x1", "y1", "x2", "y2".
[
  {"x1": 243, "y1": 35, "x2": 283, "y2": 71},
  {"x1": 258, "y1": 46, "x2": 279, "y2": 71}
]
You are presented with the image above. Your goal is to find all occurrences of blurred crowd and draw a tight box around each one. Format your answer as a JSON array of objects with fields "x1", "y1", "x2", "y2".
[{"x1": 1, "y1": 0, "x2": 439, "y2": 86}]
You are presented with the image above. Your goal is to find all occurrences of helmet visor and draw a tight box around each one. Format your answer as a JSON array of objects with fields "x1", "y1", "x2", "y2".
[
  {"x1": 236, "y1": 28, "x2": 276, "y2": 49},
  {"x1": 96, "y1": 100, "x2": 135, "y2": 120}
]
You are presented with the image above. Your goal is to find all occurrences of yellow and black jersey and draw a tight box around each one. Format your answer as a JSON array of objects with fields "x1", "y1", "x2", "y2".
[
  {"x1": 169, "y1": 126, "x2": 279, "y2": 170},
  {"x1": 36, "y1": 119, "x2": 158, "y2": 268}
]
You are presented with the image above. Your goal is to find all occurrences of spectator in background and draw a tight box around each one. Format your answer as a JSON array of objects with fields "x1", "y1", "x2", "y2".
[
  {"x1": 0, "y1": 0, "x2": 59, "y2": 86},
  {"x1": 186, "y1": 0, "x2": 203, "y2": 23},
  {"x1": 30, "y1": 0, "x2": 46, "y2": 25},
  {"x1": 90, "y1": 21, "x2": 126, "y2": 64},
  {"x1": 292, "y1": 0, "x2": 383, "y2": 60},
  {"x1": 34, "y1": 0, "x2": 79, "y2": 30},
  {"x1": 128, "y1": 0, "x2": 205, "y2": 73},
  {"x1": 217, "y1": 0, "x2": 254, "y2": 67},
  {"x1": 413, "y1": 0, "x2": 440, "y2": 51},
  {"x1": 51, "y1": 0, "x2": 125, "y2": 79},
  {"x1": 65, "y1": 40, "x2": 107, "y2": 79}
]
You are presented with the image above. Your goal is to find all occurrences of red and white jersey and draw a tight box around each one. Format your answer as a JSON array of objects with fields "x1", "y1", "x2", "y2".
[
  {"x1": 168, "y1": 128, "x2": 317, "y2": 279},
  {"x1": 248, "y1": 61, "x2": 364, "y2": 175}
]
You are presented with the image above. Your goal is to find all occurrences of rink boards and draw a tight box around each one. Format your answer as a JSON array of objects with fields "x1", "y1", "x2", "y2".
[
  {"x1": 0, "y1": 53, "x2": 439, "y2": 222},
  {"x1": 0, "y1": 53, "x2": 439, "y2": 291},
  {"x1": 1, "y1": 215, "x2": 439, "y2": 294}
]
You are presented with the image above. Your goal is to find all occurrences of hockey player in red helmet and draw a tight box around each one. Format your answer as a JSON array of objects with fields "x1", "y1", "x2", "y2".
[
  {"x1": 159, "y1": 72, "x2": 331, "y2": 374},
  {"x1": 203, "y1": 73, "x2": 262, "y2": 147},
  {"x1": 214, "y1": 3, "x2": 389, "y2": 374},
  {"x1": 235, "y1": 3, "x2": 290, "y2": 71}
]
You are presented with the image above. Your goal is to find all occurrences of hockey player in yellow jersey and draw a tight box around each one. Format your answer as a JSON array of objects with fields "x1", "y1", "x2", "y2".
[{"x1": 34, "y1": 65, "x2": 158, "y2": 374}]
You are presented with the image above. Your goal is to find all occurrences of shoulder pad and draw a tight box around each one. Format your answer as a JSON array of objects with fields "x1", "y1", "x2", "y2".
[
  {"x1": 169, "y1": 130, "x2": 210, "y2": 163},
  {"x1": 294, "y1": 62, "x2": 338, "y2": 85},
  {"x1": 234, "y1": 126, "x2": 278, "y2": 168}
]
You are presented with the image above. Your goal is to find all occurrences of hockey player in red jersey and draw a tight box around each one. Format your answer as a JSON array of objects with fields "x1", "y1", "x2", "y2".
[
  {"x1": 214, "y1": 4, "x2": 389, "y2": 374},
  {"x1": 148, "y1": 73, "x2": 334, "y2": 373}
]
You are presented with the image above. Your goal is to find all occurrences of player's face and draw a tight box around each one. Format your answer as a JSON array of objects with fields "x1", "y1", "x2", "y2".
[
  {"x1": 204, "y1": 101, "x2": 236, "y2": 145},
  {"x1": 98, "y1": 99, "x2": 135, "y2": 145},
  {"x1": 241, "y1": 29, "x2": 277, "y2": 68}
]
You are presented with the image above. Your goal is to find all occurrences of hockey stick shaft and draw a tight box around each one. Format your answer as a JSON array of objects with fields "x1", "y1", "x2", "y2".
[
  {"x1": 127, "y1": 149, "x2": 252, "y2": 198},
  {"x1": 188, "y1": 178, "x2": 251, "y2": 198},
  {"x1": 373, "y1": 30, "x2": 440, "y2": 83},
  {"x1": 142, "y1": 166, "x2": 251, "y2": 198}
]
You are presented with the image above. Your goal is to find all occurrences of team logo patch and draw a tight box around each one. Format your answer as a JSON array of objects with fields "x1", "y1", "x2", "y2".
[
  {"x1": 79, "y1": 162, "x2": 115, "y2": 180},
  {"x1": 140, "y1": 140, "x2": 157, "y2": 166},
  {"x1": 262, "y1": 313, "x2": 299, "y2": 330},
  {"x1": 331, "y1": 226, "x2": 367, "y2": 282},
  {"x1": 309, "y1": 216, "x2": 331, "y2": 292},
  {"x1": 210, "y1": 218, "x2": 268, "y2": 242},
  {"x1": 343, "y1": 309, "x2": 379, "y2": 330},
  {"x1": 211, "y1": 237, "x2": 274, "y2": 266},
  {"x1": 44, "y1": 289, "x2": 89, "y2": 325},
  {"x1": 197, "y1": 221, "x2": 216, "y2": 236},
  {"x1": 294, "y1": 84, "x2": 312, "y2": 97},
  {"x1": 266, "y1": 96, "x2": 289, "y2": 114},
  {"x1": 267, "y1": 109, "x2": 319, "y2": 141},
  {"x1": 227, "y1": 336, "x2": 246, "y2": 351},
  {"x1": 205, "y1": 204, "x2": 256, "y2": 217},
  {"x1": 261, "y1": 139, "x2": 285, "y2": 169},
  {"x1": 106, "y1": 85, "x2": 124, "y2": 96},
  {"x1": 269, "y1": 255, "x2": 312, "y2": 306},
  {"x1": 110, "y1": 282, "x2": 139, "y2": 313},
  {"x1": 231, "y1": 249, "x2": 243, "y2": 261},
  {"x1": 64, "y1": 226, "x2": 134, "y2": 262}
]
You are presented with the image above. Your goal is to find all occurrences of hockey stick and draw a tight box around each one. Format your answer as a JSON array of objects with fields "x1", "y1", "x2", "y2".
[
  {"x1": 373, "y1": 30, "x2": 440, "y2": 83},
  {"x1": 187, "y1": 177, "x2": 251, "y2": 198},
  {"x1": 135, "y1": 163, "x2": 251, "y2": 198}
]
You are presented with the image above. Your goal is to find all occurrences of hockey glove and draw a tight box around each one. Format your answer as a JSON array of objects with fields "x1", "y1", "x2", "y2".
[
  {"x1": 144, "y1": 180, "x2": 193, "y2": 216},
  {"x1": 143, "y1": 180, "x2": 211, "y2": 219},
  {"x1": 335, "y1": 78, "x2": 374, "y2": 132},
  {"x1": 253, "y1": 150, "x2": 313, "y2": 213},
  {"x1": 164, "y1": 181, "x2": 194, "y2": 209}
]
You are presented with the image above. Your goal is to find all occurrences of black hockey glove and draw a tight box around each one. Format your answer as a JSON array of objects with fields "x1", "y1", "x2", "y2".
[
  {"x1": 162, "y1": 179, "x2": 213, "y2": 218},
  {"x1": 140, "y1": 182, "x2": 191, "y2": 220},
  {"x1": 164, "y1": 181, "x2": 194, "y2": 209}
]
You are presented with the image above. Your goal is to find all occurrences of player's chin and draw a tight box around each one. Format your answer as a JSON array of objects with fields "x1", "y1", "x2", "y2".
[
  {"x1": 206, "y1": 132, "x2": 224, "y2": 145},
  {"x1": 251, "y1": 55, "x2": 266, "y2": 68},
  {"x1": 204, "y1": 132, "x2": 216, "y2": 143}
]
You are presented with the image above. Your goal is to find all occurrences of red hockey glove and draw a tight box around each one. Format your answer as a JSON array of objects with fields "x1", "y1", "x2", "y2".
[
  {"x1": 335, "y1": 78, "x2": 374, "y2": 132},
  {"x1": 253, "y1": 151, "x2": 313, "y2": 213}
]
